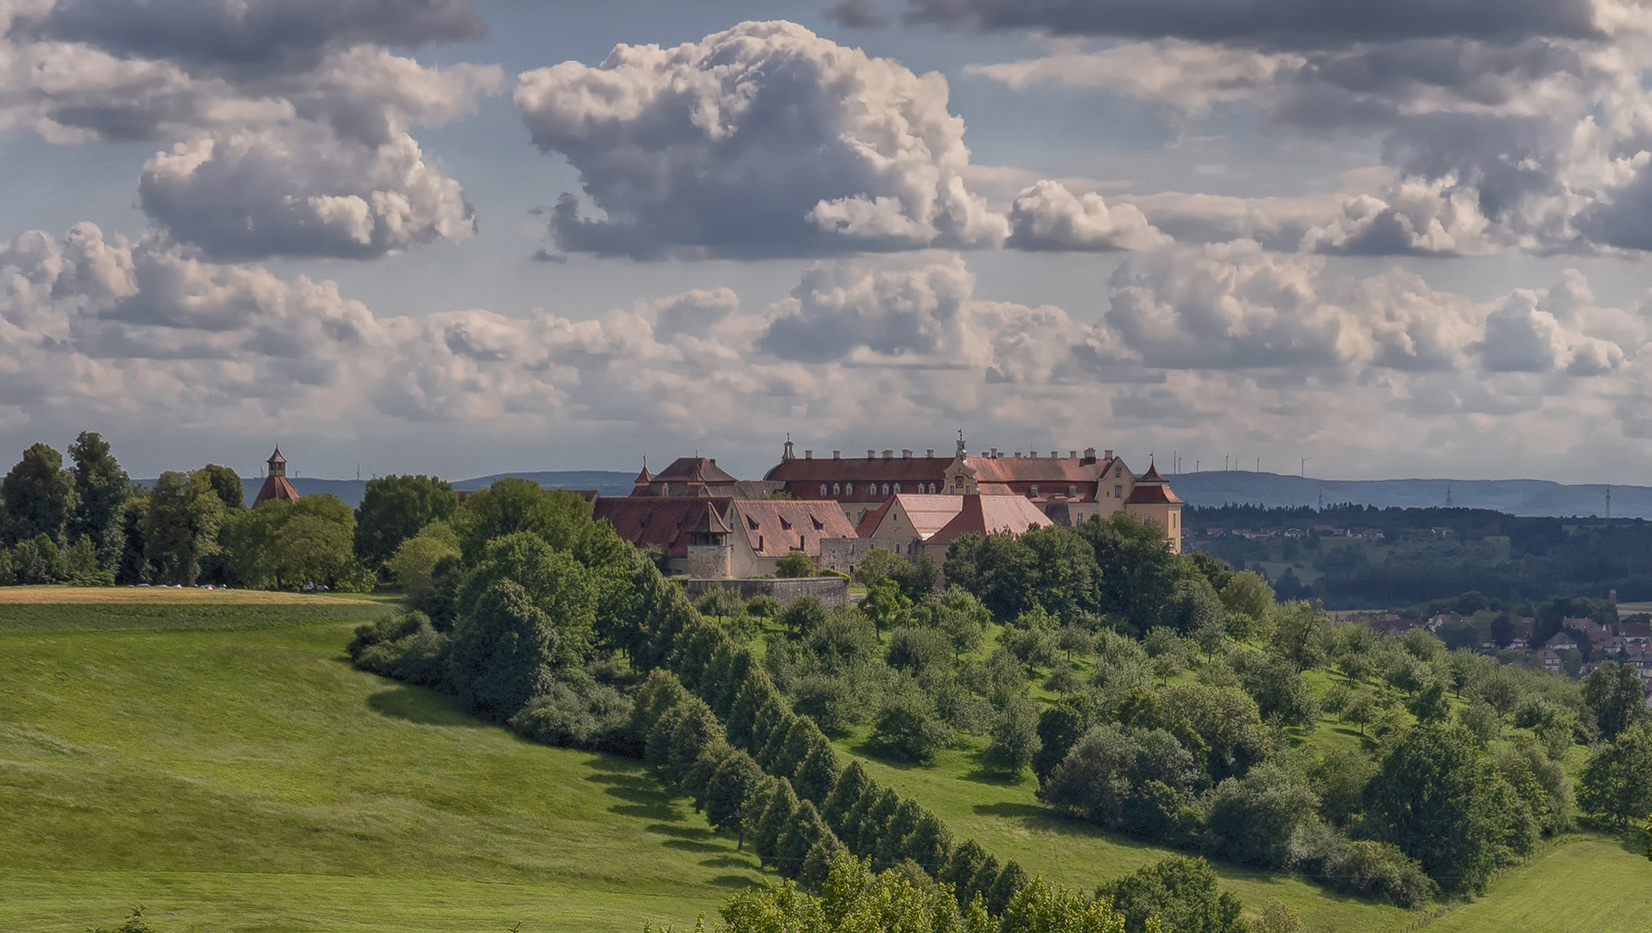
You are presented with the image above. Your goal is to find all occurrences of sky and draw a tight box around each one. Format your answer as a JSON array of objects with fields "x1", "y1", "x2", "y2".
[{"x1": 5, "y1": 0, "x2": 1652, "y2": 483}]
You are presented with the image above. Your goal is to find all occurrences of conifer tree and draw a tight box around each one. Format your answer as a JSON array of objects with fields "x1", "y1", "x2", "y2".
[
  {"x1": 753, "y1": 778, "x2": 800, "y2": 865},
  {"x1": 645, "y1": 704, "x2": 687, "y2": 773},
  {"x1": 726, "y1": 676, "x2": 770, "y2": 750},
  {"x1": 706, "y1": 750, "x2": 766, "y2": 849},
  {"x1": 711, "y1": 650, "x2": 755, "y2": 719},
  {"x1": 775, "y1": 799, "x2": 830, "y2": 878},
  {"x1": 774, "y1": 717, "x2": 823, "y2": 779},
  {"x1": 856, "y1": 788, "x2": 901, "y2": 853},
  {"x1": 903, "y1": 809, "x2": 952, "y2": 877},
  {"x1": 800, "y1": 835, "x2": 847, "y2": 889},
  {"x1": 631, "y1": 669, "x2": 690, "y2": 739},
  {"x1": 666, "y1": 699, "x2": 721, "y2": 785},
  {"x1": 942, "y1": 840, "x2": 990, "y2": 906},
  {"x1": 821, "y1": 760, "x2": 872, "y2": 834},
  {"x1": 792, "y1": 738, "x2": 841, "y2": 803},
  {"x1": 967, "y1": 853, "x2": 1002, "y2": 912},
  {"x1": 877, "y1": 799, "x2": 922, "y2": 869},
  {"x1": 750, "y1": 696, "x2": 789, "y2": 758},
  {"x1": 685, "y1": 740, "x2": 736, "y2": 808},
  {"x1": 986, "y1": 859, "x2": 1028, "y2": 916},
  {"x1": 837, "y1": 782, "x2": 881, "y2": 856}
]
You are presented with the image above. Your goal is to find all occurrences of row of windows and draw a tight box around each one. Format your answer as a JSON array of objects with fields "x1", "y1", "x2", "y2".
[{"x1": 819, "y1": 482, "x2": 939, "y2": 497}]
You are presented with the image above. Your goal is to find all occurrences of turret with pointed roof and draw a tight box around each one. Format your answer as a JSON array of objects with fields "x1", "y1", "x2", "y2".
[
  {"x1": 253, "y1": 446, "x2": 302, "y2": 507},
  {"x1": 1124, "y1": 459, "x2": 1183, "y2": 553}
]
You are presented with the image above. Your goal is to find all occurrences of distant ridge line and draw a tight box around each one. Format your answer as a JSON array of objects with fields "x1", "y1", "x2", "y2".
[{"x1": 1170, "y1": 471, "x2": 1652, "y2": 520}]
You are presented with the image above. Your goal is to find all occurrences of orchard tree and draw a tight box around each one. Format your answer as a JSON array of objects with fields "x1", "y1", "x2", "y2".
[
  {"x1": 1578, "y1": 722, "x2": 1652, "y2": 827},
  {"x1": 354, "y1": 474, "x2": 458, "y2": 568},
  {"x1": 1, "y1": 442, "x2": 75, "y2": 546},
  {"x1": 1584, "y1": 661, "x2": 1649, "y2": 741}
]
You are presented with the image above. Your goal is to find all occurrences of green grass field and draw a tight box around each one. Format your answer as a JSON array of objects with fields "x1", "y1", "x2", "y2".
[
  {"x1": 0, "y1": 590, "x2": 761, "y2": 933},
  {"x1": 0, "y1": 586, "x2": 392, "y2": 634}
]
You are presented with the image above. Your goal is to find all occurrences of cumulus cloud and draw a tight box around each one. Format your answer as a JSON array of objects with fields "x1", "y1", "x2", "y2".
[
  {"x1": 513, "y1": 21, "x2": 1009, "y2": 258},
  {"x1": 951, "y1": 0, "x2": 1652, "y2": 255},
  {"x1": 1007, "y1": 180, "x2": 1171, "y2": 252},
  {"x1": 0, "y1": 0, "x2": 499, "y2": 259}
]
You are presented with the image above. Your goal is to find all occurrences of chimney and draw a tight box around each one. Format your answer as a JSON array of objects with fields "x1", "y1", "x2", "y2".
[
  {"x1": 926, "y1": 449, "x2": 935, "y2": 458},
  {"x1": 1069, "y1": 450, "x2": 1078, "y2": 458},
  {"x1": 804, "y1": 450, "x2": 812, "y2": 459},
  {"x1": 1014, "y1": 452, "x2": 1023, "y2": 458},
  {"x1": 1051, "y1": 451, "x2": 1059, "y2": 458},
  {"x1": 1104, "y1": 449, "x2": 1113, "y2": 460},
  {"x1": 868, "y1": 449, "x2": 876, "y2": 458},
  {"x1": 709, "y1": 458, "x2": 716, "y2": 466},
  {"x1": 832, "y1": 450, "x2": 841, "y2": 459},
  {"x1": 990, "y1": 448, "x2": 999, "y2": 458},
  {"x1": 882, "y1": 449, "x2": 894, "y2": 459},
  {"x1": 902, "y1": 449, "x2": 912, "y2": 458}
]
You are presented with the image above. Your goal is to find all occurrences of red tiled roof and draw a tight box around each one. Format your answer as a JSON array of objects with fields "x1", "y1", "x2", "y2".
[
  {"x1": 267, "y1": 446, "x2": 286, "y2": 465},
  {"x1": 733, "y1": 500, "x2": 858, "y2": 558},
  {"x1": 594, "y1": 497, "x2": 735, "y2": 558},
  {"x1": 1125, "y1": 464, "x2": 1183, "y2": 505},
  {"x1": 253, "y1": 474, "x2": 301, "y2": 507},
  {"x1": 765, "y1": 455, "x2": 950, "y2": 486},
  {"x1": 969, "y1": 456, "x2": 1111, "y2": 484},
  {"x1": 928, "y1": 494, "x2": 1053, "y2": 546},
  {"x1": 654, "y1": 457, "x2": 737, "y2": 484},
  {"x1": 688, "y1": 501, "x2": 732, "y2": 535}
]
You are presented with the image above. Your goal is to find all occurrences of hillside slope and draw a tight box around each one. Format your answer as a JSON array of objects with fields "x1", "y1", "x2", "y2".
[
  {"x1": 1170, "y1": 471, "x2": 1646, "y2": 519},
  {"x1": 0, "y1": 595, "x2": 760, "y2": 933}
]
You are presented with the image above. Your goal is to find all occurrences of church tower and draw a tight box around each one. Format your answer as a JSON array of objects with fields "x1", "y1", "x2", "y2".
[{"x1": 253, "y1": 447, "x2": 303, "y2": 508}]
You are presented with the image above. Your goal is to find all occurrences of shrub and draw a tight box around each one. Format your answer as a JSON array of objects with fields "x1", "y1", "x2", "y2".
[
  {"x1": 1329, "y1": 841, "x2": 1437, "y2": 907},
  {"x1": 779, "y1": 595, "x2": 829, "y2": 639},
  {"x1": 510, "y1": 680, "x2": 637, "y2": 756},
  {"x1": 1202, "y1": 764, "x2": 1319, "y2": 869},
  {"x1": 348, "y1": 612, "x2": 450, "y2": 687},
  {"x1": 886, "y1": 626, "x2": 953, "y2": 675},
  {"x1": 791, "y1": 672, "x2": 862, "y2": 736},
  {"x1": 747, "y1": 593, "x2": 783, "y2": 618},
  {"x1": 870, "y1": 693, "x2": 953, "y2": 762},
  {"x1": 1097, "y1": 856, "x2": 1245, "y2": 933},
  {"x1": 775, "y1": 551, "x2": 819, "y2": 578}
]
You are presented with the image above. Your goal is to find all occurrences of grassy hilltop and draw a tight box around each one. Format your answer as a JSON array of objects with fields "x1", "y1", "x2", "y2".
[{"x1": 0, "y1": 589, "x2": 1645, "y2": 933}]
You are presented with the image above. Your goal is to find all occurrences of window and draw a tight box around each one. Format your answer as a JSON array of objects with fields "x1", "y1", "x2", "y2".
[
  {"x1": 882, "y1": 484, "x2": 890, "y2": 496},
  {"x1": 833, "y1": 483, "x2": 841, "y2": 495},
  {"x1": 1115, "y1": 485, "x2": 1123, "y2": 499},
  {"x1": 1030, "y1": 485, "x2": 1039, "y2": 498},
  {"x1": 893, "y1": 483, "x2": 901, "y2": 494},
  {"x1": 661, "y1": 483, "x2": 669, "y2": 495},
  {"x1": 1114, "y1": 467, "x2": 1122, "y2": 478},
  {"x1": 845, "y1": 483, "x2": 853, "y2": 496},
  {"x1": 1069, "y1": 485, "x2": 1078, "y2": 498},
  {"x1": 820, "y1": 484, "x2": 828, "y2": 497}
]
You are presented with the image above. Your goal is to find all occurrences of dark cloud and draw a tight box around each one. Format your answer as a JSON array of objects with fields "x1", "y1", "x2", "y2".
[
  {"x1": 824, "y1": 0, "x2": 891, "y2": 29},
  {"x1": 901, "y1": 0, "x2": 1601, "y2": 47},
  {"x1": 30, "y1": 0, "x2": 485, "y2": 74}
]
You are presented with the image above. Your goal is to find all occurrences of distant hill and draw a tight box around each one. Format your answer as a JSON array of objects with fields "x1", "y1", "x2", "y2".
[
  {"x1": 1170, "y1": 471, "x2": 1649, "y2": 519},
  {"x1": 137, "y1": 471, "x2": 639, "y2": 508}
]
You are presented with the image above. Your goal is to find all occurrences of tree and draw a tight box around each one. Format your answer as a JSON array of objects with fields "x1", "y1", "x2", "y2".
[
  {"x1": 943, "y1": 532, "x2": 1038, "y2": 623},
  {"x1": 271, "y1": 513, "x2": 354, "y2": 586},
  {"x1": 753, "y1": 778, "x2": 800, "y2": 865},
  {"x1": 1076, "y1": 512, "x2": 1179, "y2": 633},
  {"x1": 706, "y1": 751, "x2": 766, "y2": 849},
  {"x1": 775, "y1": 551, "x2": 818, "y2": 578},
  {"x1": 1033, "y1": 701, "x2": 1092, "y2": 784},
  {"x1": 1219, "y1": 571, "x2": 1276, "y2": 638},
  {"x1": 384, "y1": 521, "x2": 462, "y2": 597},
  {"x1": 1583, "y1": 661, "x2": 1649, "y2": 741},
  {"x1": 821, "y1": 760, "x2": 872, "y2": 836},
  {"x1": 142, "y1": 471, "x2": 224, "y2": 585},
  {"x1": 1578, "y1": 722, "x2": 1652, "y2": 827},
  {"x1": 862, "y1": 578, "x2": 913, "y2": 636},
  {"x1": 1364, "y1": 724, "x2": 1519, "y2": 893},
  {"x1": 1002, "y1": 877, "x2": 1129, "y2": 933},
  {"x1": 1271, "y1": 601, "x2": 1331, "y2": 670},
  {"x1": 1407, "y1": 680, "x2": 1451, "y2": 724},
  {"x1": 355, "y1": 474, "x2": 459, "y2": 568},
  {"x1": 452, "y1": 477, "x2": 593, "y2": 564},
  {"x1": 1095, "y1": 856, "x2": 1245, "y2": 933},
  {"x1": 194, "y1": 463, "x2": 245, "y2": 512},
  {"x1": 1202, "y1": 764, "x2": 1319, "y2": 868},
  {"x1": 1, "y1": 442, "x2": 75, "y2": 547},
  {"x1": 446, "y1": 534, "x2": 597, "y2": 720},
  {"x1": 67, "y1": 431, "x2": 131, "y2": 561},
  {"x1": 982, "y1": 700, "x2": 1042, "y2": 775},
  {"x1": 870, "y1": 693, "x2": 952, "y2": 762}
]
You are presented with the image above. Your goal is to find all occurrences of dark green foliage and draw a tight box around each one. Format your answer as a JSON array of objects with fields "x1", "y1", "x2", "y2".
[
  {"x1": 750, "y1": 695, "x2": 790, "y2": 758},
  {"x1": 790, "y1": 672, "x2": 860, "y2": 736},
  {"x1": 775, "y1": 799, "x2": 829, "y2": 876},
  {"x1": 193, "y1": 463, "x2": 244, "y2": 512},
  {"x1": 1584, "y1": 661, "x2": 1650, "y2": 741},
  {"x1": 775, "y1": 551, "x2": 818, "y2": 578},
  {"x1": 1326, "y1": 841, "x2": 1438, "y2": 907},
  {"x1": 1407, "y1": 680, "x2": 1451, "y2": 724},
  {"x1": 1040, "y1": 724, "x2": 1199, "y2": 836},
  {"x1": 902, "y1": 809, "x2": 951, "y2": 877},
  {"x1": 791, "y1": 738, "x2": 841, "y2": 803},
  {"x1": 725, "y1": 675, "x2": 773, "y2": 750},
  {"x1": 354, "y1": 474, "x2": 459, "y2": 568},
  {"x1": 452, "y1": 477, "x2": 595, "y2": 565},
  {"x1": 870, "y1": 692, "x2": 952, "y2": 762},
  {"x1": 1202, "y1": 764, "x2": 1319, "y2": 869},
  {"x1": 644, "y1": 705, "x2": 686, "y2": 773},
  {"x1": 984, "y1": 858, "x2": 1027, "y2": 916},
  {"x1": 855, "y1": 787, "x2": 901, "y2": 853},
  {"x1": 1, "y1": 442, "x2": 75, "y2": 547},
  {"x1": 347, "y1": 611, "x2": 450, "y2": 687},
  {"x1": 1033, "y1": 702, "x2": 1090, "y2": 783},
  {"x1": 942, "y1": 532, "x2": 1039, "y2": 623},
  {"x1": 1097, "y1": 856, "x2": 1246, "y2": 933},
  {"x1": 753, "y1": 778, "x2": 800, "y2": 865},
  {"x1": 769, "y1": 716, "x2": 816, "y2": 779},
  {"x1": 875, "y1": 799, "x2": 922, "y2": 870},
  {"x1": 447, "y1": 535, "x2": 596, "y2": 721},
  {"x1": 746, "y1": 593, "x2": 783, "y2": 618},
  {"x1": 665, "y1": 699, "x2": 721, "y2": 785},
  {"x1": 1308, "y1": 748, "x2": 1379, "y2": 829},
  {"x1": 1579, "y1": 722, "x2": 1652, "y2": 826},
  {"x1": 1077, "y1": 512, "x2": 1179, "y2": 633},
  {"x1": 1230, "y1": 650, "x2": 1318, "y2": 727},
  {"x1": 67, "y1": 432, "x2": 132, "y2": 561},
  {"x1": 630, "y1": 669, "x2": 692, "y2": 742},
  {"x1": 1364, "y1": 724, "x2": 1525, "y2": 893},
  {"x1": 142, "y1": 470, "x2": 224, "y2": 586},
  {"x1": 967, "y1": 853, "x2": 1001, "y2": 911},
  {"x1": 820, "y1": 760, "x2": 871, "y2": 836},
  {"x1": 941, "y1": 839, "x2": 989, "y2": 907},
  {"x1": 886, "y1": 625, "x2": 953, "y2": 674},
  {"x1": 799, "y1": 834, "x2": 846, "y2": 888},
  {"x1": 982, "y1": 700, "x2": 1042, "y2": 775},
  {"x1": 706, "y1": 750, "x2": 767, "y2": 848},
  {"x1": 510, "y1": 678, "x2": 637, "y2": 756},
  {"x1": 685, "y1": 741, "x2": 737, "y2": 810},
  {"x1": 836, "y1": 782, "x2": 879, "y2": 854},
  {"x1": 804, "y1": 607, "x2": 879, "y2": 673}
]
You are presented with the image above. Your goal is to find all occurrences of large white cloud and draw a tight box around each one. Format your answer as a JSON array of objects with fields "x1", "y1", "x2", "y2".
[
  {"x1": 0, "y1": 0, "x2": 499, "y2": 259},
  {"x1": 513, "y1": 21, "x2": 1011, "y2": 258}
]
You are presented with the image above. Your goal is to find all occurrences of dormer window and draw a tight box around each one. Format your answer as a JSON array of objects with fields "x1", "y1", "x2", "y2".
[
  {"x1": 820, "y1": 484, "x2": 828, "y2": 497},
  {"x1": 882, "y1": 484, "x2": 890, "y2": 496},
  {"x1": 833, "y1": 483, "x2": 841, "y2": 495},
  {"x1": 845, "y1": 483, "x2": 853, "y2": 496},
  {"x1": 1030, "y1": 485, "x2": 1039, "y2": 498},
  {"x1": 1069, "y1": 485, "x2": 1078, "y2": 498},
  {"x1": 893, "y1": 483, "x2": 901, "y2": 494}
]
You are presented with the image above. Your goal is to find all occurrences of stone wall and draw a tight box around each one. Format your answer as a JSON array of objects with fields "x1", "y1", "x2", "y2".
[
  {"x1": 686, "y1": 544, "x2": 733, "y2": 580},
  {"x1": 818, "y1": 537, "x2": 917, "y2": 573},
  {"x1": 683, "y1": 576, "x2": 850, "y2": 607}
]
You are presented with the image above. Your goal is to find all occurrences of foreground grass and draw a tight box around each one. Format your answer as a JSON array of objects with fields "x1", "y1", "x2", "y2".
[
  {"x1": 0, "y1": 604, "x2": 761, "y2": 933},
  {"x1": 1421, "y1": 837, "x2": 1651, "y2": 932}
]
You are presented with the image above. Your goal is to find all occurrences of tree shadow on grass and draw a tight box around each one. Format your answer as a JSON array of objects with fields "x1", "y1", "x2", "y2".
[
  {"x1": 701, "y1": 855, "x2": 753, "y2": 870},
  {"x1": 707, "y1": 874, "x2": 764, "y2": 890},
  {"x1": 367, "y1": 686, "x2": 488, "y2": 728},
  {"x1": 664, "y1": 838, "x2": 724, "y2": 853},
  {"x1": 961, "y1": 765, "x2": 1028, "y2": 788},
  {"x1": 586, "y1": 773, "x2": 679, "y2": 822},
  {"x1": 846, "y1": 738, "x2": 926, "y2": 771}
]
